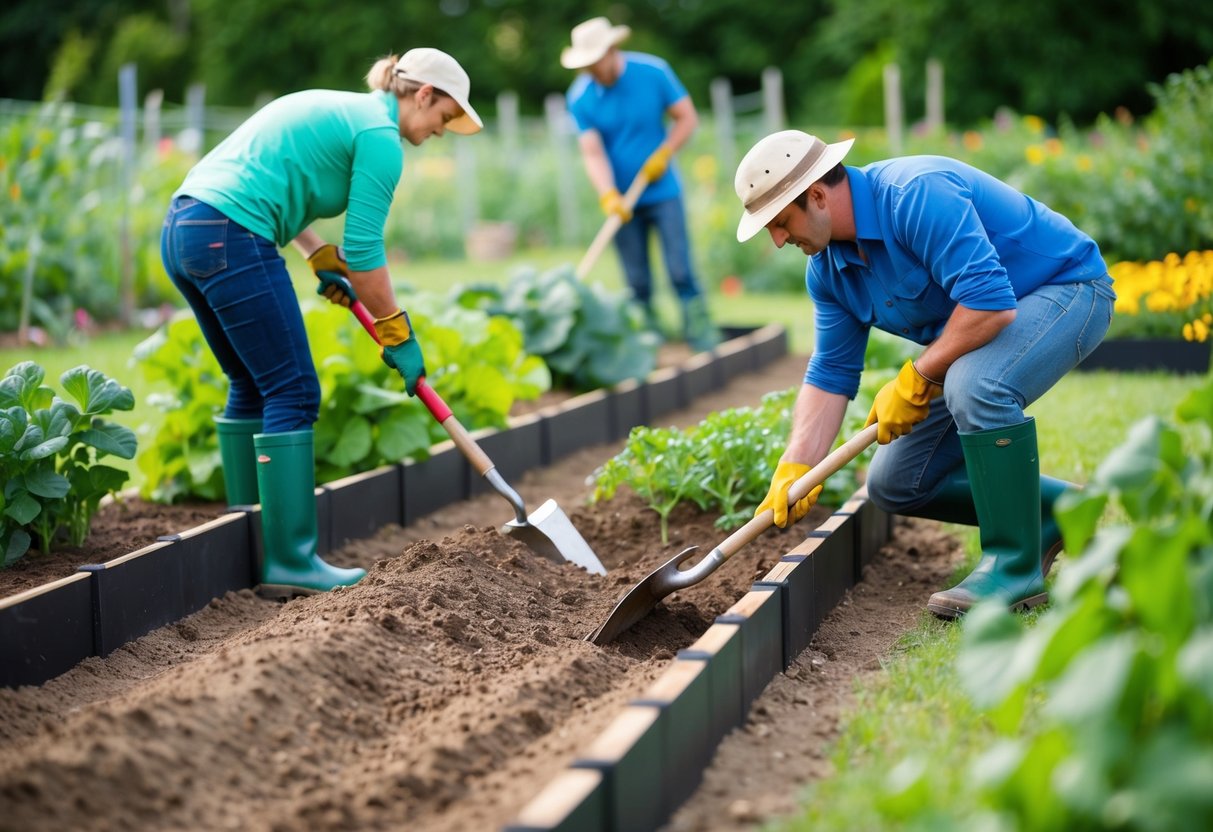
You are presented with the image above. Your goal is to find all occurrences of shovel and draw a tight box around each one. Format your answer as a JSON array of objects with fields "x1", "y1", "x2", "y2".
[
  {"x1": 574, "y1": 172, "x2": 649, "y2": 280},
  {"x1": 587, "y1": 423, "x2": 879, "y2": 644},
  {"x1": 346, "y1": 299, "x2": 608, "y2": 575}
]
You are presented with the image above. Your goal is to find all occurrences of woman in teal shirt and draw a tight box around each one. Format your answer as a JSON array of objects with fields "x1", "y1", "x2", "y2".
[{"x1": 160, "y1": 48, "x2": 481, "y2": 596}]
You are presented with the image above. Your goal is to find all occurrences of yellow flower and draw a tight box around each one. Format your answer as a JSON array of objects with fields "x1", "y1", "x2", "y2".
[
  {"x1": 962, "y1": 131, "x2": 983, "y2": 151},
  {"x1": 1075, "y1": 154, "x2": 1093, "y2": 172},
  {"x1": 1025, "y1": 145, "x2": 1046, "y2": 165},
  {"x1": 692, "y1": 154, "x2": 718, "y2": 183},
  {"x1": 29, "y1": 145, "x2": 41, "y2": 160},
  {"x1": 1185, "y1": 197, "x2": 1200, "y2": 214},
  {"x1": 1023, "y1": 115, "x2": 1045, "y2": 135},
  {"x1": 8, "y1": 183, "x2": 18, "y2": 201}
]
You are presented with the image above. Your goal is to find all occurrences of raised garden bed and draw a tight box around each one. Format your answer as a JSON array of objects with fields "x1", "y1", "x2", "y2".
[
  {"x1": 0, "y1": 326, "x2": 954, "y2": 832},
  {"x1": 1077, "y1": 337, "x2": 1212, "y2": 374}
]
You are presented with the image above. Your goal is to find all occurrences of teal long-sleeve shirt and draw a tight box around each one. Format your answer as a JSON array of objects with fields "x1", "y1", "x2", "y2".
[{"x1": 176, "y1": 89, "x2": 403, "y2": 271}]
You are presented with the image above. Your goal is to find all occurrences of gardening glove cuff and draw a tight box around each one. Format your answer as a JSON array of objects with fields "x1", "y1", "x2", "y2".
[
  {"x1": 757, "y1": 460, "x2": 822, "y2": 529},
  {"x1": 375, "y1": 309, "x2": 426, "y2": 397},
  {"x1": 864, "y1": 359, "x2": 943, "y2": 445},
  {"x1": 641, "y1": 145, "x2": 672, "y2": 182},
  {"x1": 599, "y1": 188, "x2": 632, "y2": 223},
  {"x1": 308, "y1": 244, "x2": 355, "y2": 307}
]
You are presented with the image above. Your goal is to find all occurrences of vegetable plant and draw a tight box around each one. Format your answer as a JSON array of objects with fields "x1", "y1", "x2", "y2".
[
  {"x1": 453, "y1": 264, "x2": 660, "y2": 391},
  {"x1": 0, "y1": 361, "x2": 136, "y2": 565}
]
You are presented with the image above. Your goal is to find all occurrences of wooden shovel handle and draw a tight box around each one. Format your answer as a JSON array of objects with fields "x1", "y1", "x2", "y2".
[
  {"x1": 574, "y1": 172, "x2": 649, "y2": 280},
  {"x1": 716, "y1": 423, "x2": 880, "y2": 561},
  {"x1": 350, "y1": 300, "x2": 494, "y2": 475}
]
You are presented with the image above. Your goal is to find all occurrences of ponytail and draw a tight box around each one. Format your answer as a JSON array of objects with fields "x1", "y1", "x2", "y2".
[{"x1": 366, "y1": 55, "x2": 400, "y2": 92}]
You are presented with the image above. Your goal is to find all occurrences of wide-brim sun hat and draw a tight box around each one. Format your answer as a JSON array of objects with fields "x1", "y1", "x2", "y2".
[
  {"x1": 394, "y1": 47, "x2": 483, "y2": 135},
  {"x1": 734, "y1": 130, "x2": 855, "y2": 242},
  {"x1": 560, "y1": 17, "x2": 631, "y2": 70}
]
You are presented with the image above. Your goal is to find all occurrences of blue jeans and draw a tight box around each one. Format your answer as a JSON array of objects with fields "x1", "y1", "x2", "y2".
[
  {"x1": 865, "y1": 277, "x2": 1116, "y2": 514},
  {"x1": 160, "y1": 196, "x2": 320, "y2": 433},
  {"x1": 613, "y1": 196, "x2": 703, "y2": 304}
]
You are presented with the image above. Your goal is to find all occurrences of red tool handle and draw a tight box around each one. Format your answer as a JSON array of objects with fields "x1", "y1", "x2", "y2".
[{"x1": 350, "y1": 300, "x2": 451, "y2": 421}]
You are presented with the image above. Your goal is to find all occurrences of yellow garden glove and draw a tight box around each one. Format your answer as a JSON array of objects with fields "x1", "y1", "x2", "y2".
[
  {"x1": 599, "y1": 188, "x2": 633, "y2": 223},
  {"x1": 374, "y1": 309, "x2": 426, "y2": 396},
  {"x1": 865, "y1": 359, "x2": 944, "y2": 445},
  {"x1": 307, "y1": 244, "x2": 356, "y2": 307},
  {"x1": 756, "y1": 461, "x2": 823, "y2": 529},
  {"x1": 641, "y1": 145, "x2": 672, "y2": 182}
]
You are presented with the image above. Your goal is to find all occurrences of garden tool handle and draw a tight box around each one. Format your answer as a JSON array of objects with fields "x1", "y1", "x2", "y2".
[
  {"x1": 717, "y1": 424, "x2": 879, "y2": 561},
  {"x1": 575, "y1": 172, "x2": 649, "y2": 280},
  {"x1": 350, "y1": 300, "x2": 495, "y2": 475}
]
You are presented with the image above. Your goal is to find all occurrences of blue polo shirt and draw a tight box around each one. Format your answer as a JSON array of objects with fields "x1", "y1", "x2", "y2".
[
  {"x1": 566, "y1": 52, "x2": 687, "y2": 206},
  {"x1": 805, "y1": 156, "x2": 1108, "y2": 398},
  {"x1": 178, "y1": 89, "x2": 404, "y2": 271}
]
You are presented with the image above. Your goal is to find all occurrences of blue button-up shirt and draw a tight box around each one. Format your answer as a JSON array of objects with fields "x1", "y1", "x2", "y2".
[{"x1": 805, "y1": 156, "x2": 1107, "y2": 398}]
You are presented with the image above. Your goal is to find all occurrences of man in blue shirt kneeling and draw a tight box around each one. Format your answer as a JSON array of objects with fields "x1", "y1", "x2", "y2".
[{"x1": 736, "y1": 130, "x2": 1116, "y2": 618}]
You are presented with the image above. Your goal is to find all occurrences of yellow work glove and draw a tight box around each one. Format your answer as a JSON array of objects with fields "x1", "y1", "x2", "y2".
[
  {"x1": 865, "y1": 359, "x2": 944, "y2": 445},
  {"x1": 756, "y1": 461, "x2": 823, "y2": 529},
  {"x1": 307, "y1": 244, "x2": 355, "y2": 307},
  {"x1": 599, "y1": 188, "x2": 633, "y2": 223},
  {"x1": 641, "y1": 145, "x2": 672, "y2": 182},
  {"x1": 374, "y1": 309, "x2": 426, "y2": 397}
]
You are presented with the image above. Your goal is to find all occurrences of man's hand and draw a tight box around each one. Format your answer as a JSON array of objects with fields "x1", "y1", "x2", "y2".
[
  {"x1": 641, "y1": 145, "x2": 672, "y2": 182},
  {"x1": 865, "y1": 359, "x2": 944, "y2": 444},
  {"x1": 599, "y1": 189, "x2": 633, "y2": 223},
  {"x1": 307, "y1": 244, "x2": 356, "y2": 307},
  {"x1": 374, "y1": 309, "x2": 426, "y2": 396},
  {"x1": 756, "y1": 461, "x2": 823, "y2": 529}
]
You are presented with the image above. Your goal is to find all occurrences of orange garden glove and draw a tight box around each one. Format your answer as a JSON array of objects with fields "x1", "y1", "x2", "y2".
[
  {"x1": 641, "y1": 145, "x2": 672, "y2": 182},
  {"x1": 865, "y1": 359, "x2": 944, "y2": 445},
  {"x1": 599, "y1": 188, "x2": 633, "y2": 223},
  {"x1": 374, "y1": 309, "x2": 426, "y2": 397},
  {"x1": 756, "y1": 461, "x2": 823, "y2": 529},
  {"x1": 307, "y1": 244, "x2": 356, "y2": 308}
]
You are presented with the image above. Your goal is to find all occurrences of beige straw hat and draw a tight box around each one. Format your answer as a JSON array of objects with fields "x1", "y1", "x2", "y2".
[
  {"x1": 560, "y1": 17, "x2": 632, "y2": 70},
  {"x1": 734, "y1": 130, "x2": 854, "y2": 241},
  {"x1": 394, "y1": 47, "x2": 483, "y2": 135}
]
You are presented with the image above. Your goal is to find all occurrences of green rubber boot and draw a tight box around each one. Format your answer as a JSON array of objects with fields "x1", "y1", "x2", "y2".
[
  {"x1": 907, "y1": 466, "x2": 1071, "y2": 579},
  {"x1": 926, "y1": 419, "x2": 1049, "y2": 619},
  {"x1": 215, "y1": 416, "x2": 262, "y2": 507},
  {"x1": 637, "y1": 301, "x2": 665, "y2": 341},
  {"x1": 681, "y1": 296, "x2": 719, "y2": 353},
  {"x1": 254, "y1": 430, "x2": 366, "y2": 597}
]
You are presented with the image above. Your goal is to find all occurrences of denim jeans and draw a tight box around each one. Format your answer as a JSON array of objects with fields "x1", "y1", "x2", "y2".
[
  {"x1": 160, "y1": 196, "x2": 320, "y2": 433},
  {"x1": 612, "y1": 196, "x2": 703, "y2": 304},
  {"x1": 865, "y1": 277, "x2": 1117, "y2": 514}
]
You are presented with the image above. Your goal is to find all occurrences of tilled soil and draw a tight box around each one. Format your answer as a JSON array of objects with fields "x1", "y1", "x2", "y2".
[{"x1": 0, "y1": 349, "x2": 964, "y2": 832}]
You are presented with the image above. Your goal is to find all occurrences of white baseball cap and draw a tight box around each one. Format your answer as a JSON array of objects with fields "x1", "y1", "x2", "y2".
[
  {"x1": 734, "y1": 130, "x2": 855, "y2": 241},
  {"x1": 394, "y1": 47, "x2": 483, "y2": 135},
  {"x1": 560, "y1": 17, "x2": 632, "y2": 70}
]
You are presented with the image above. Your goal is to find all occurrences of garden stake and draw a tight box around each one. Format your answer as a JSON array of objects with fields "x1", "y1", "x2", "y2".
[
  {"x1": 587, "y1": 423, "x2": 879, "y2": 644},
  {"x1": 347, "y1": 299, "x2": 608, "y2": 575},
  {"x1": 574, "y1": 172, "x2": 649, "y2": 280}
]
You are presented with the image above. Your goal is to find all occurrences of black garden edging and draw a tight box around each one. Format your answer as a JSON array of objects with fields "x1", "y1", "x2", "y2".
[
  {"x1": 503, "y1": 488, "x2": 893, "y2": 832},
  {"x1": 1077, "y1": 337, "x2": 1211, "y2": 374},
  {"x1": 0, "y1": 325, "x2": 789, "y2": 689}
]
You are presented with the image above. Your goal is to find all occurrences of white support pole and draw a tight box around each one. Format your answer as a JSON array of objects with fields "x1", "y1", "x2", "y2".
[
  {"x1": 761, "y1": 66, "x2": 785, "y2": 134},
  {"x1": 883, "y1": 62, "x2": 903, "y2": 156},
  {"x1": 118, "y1": 63, "x2": 138, "y2": 327},
  {"x1": 925, "y1": 58, "x2": 944, "y2": 133},
  {"x1": 544, "y1": 93, "x2": 580, "y2": 245},
  {"x1": 455, "y1": 138, "x2": 478, "y2": 231},
  {"x1": 497, "y1": 90, "x2": 519, "y2": 159},
  {"x1": 143, "y1": 89, "x2": 163, "y2": 153},
  {"x1": 182, "y1": 82, "x2": 206, "y2": 154},
  {"x1": 710, "y1": 77, "x2": 736, "y2": 173}
]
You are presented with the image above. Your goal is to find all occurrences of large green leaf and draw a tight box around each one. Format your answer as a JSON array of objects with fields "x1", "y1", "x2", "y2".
[
  {"x1": 23, "y1": 464, "x2": 70, "y2": 499},
  {"x1": 328, "y1": 416, "x2": 373, "y2": 467},
  {"x1": 77, "y1": 421, "x2": 138, "y2": 460},
  {"x1": 3, "y1": 490, "x2": 42, "y2": 524},
  {"x1": 375, "y1": 408, "x2": 432, "y2": 461},
  {"x1": 2, "y1": 529, "x2": 31, "y2": 566},
  {"x1": 59, "y1": 365, "x2": 135, "y2": 415},
  {"x1": 1177, "y1": 627, "x2": 1213, "y2": 701},
  {"x1": 0, "y1": 361, "x2": 54, "y2": 411},
  {"x1": 1045, "y1": 633, "x2": 1138, "y2": 723}
]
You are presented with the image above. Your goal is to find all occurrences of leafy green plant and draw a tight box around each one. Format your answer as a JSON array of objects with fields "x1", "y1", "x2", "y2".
[
  {"x1": 869, "y1": 373, "x2": 1213, "y2": 830},
  {"x1": 0, "y1": 361, "x2": 136, "y2": 565},
  {"x1": 134, "y1": 298, "x2": 549, "y2": 501},
  {"x1": 453, "y1": 263, "x2": 660, "y2": 391}
]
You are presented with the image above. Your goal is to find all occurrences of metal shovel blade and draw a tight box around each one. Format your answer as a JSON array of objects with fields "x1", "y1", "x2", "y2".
[
  {"x1": 586, "y1": 545, "x2": 704, "y2": 644},
  {"x1": 502, "y1": 498, "x2": 607, "y2": 576}
]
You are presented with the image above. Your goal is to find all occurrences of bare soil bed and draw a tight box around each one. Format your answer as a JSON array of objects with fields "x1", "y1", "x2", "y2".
[{"x1": 0, "y1": 349, "x2": 963, "y2": 832}]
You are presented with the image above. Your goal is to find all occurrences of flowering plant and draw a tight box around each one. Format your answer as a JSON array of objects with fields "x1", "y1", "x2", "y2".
[{"x1": 1107, "y1": 250, "x2": 1213, "y2": 342}]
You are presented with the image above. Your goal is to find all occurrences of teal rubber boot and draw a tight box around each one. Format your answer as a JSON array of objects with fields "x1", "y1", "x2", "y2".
[
  {"x1": 926, "y1": 419, "x2": 1050, "y2": 619},
  {"x1": 215, "y1": 416, "x2": 262, "y2": 507},
  {"x1": 637, "y1": 301, "x2": 665, "y2": 342},
  {"x1": 254, "y1": 430, "x2": 366, "y2": 597},
  {"x1": 908, "y1": 466, "x2": 1071, "y2": 579},
  {"x1": 681, "y1": 296, "x2": 719, "y2": 353}
]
